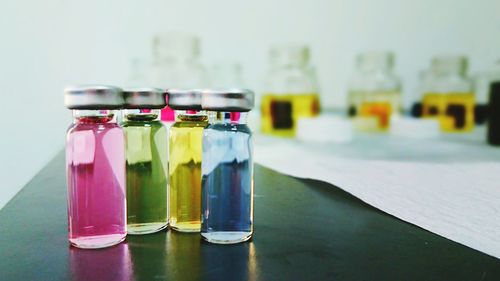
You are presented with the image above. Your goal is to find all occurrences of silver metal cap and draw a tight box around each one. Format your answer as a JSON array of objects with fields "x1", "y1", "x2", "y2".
[
  {"x1": 201, "y1": 89, "x2": 254, "y2": 112},
  {"x1": 123, "y1": 88, "x2": 166, "y2": 109},
  {"x1": 64, "y1": 85, "x2": 123, "y2": 109},
  {"x1": 166, "y1": 89, "x2": 203, "y2": 110}
]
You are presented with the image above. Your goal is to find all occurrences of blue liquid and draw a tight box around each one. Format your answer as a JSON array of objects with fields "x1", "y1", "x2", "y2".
[{"x1": 201, "y1": 123, "x2": 253, "y2": 244}]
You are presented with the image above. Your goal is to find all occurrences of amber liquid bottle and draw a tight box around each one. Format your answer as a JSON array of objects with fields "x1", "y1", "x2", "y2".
[
  {"x1": 421, "y1": 56, "x2": 475, "y2": 132},
  {"x1": 347, "y1": 51, "x2": 402, "y2": 132},
  {"x1": 261, "y1": 44, "x2": 320, "y2": 137}
]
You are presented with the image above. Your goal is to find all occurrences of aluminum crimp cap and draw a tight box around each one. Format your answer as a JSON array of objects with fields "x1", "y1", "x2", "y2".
[
  {"x1": 64, "y1": 85, "x2": 123, "y2": 110},
  {"x1": 123, "y1": 88, "x2": 167, "y2": 109},
  {"x1": 201, "y1": 89, "x2": 254, "y2": 112},
  {"x1": 166, "y1": 89, "x2": 203, "y2": 110}
]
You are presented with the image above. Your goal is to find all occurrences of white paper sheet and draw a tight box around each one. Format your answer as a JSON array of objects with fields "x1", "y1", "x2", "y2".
[{"x1": 254, "y1": 133, "x2": 500, "y2": 259}]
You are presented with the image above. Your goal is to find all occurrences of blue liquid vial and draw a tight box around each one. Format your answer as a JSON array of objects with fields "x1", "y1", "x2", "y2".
[{"x1": 201, "y1": 89, "x2": 255, "y2": 244}]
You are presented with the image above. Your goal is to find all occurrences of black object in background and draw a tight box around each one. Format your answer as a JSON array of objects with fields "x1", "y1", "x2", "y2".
[
  {"x1": 446, "y1": 104, "x2": 466, "y2": 129},
  {"x1": 270, "y1": 101, "x2": 293, "y2": 129},
  {"x1": 348, "y1": 106, "x2": 357, "y2": 117},
  {"x1": 428, "y1": 105, "x2": 439, "y2": 116},
  {"x1": 410, "y1": 102, "x2": 423, "y2": 117},
  {"x1": 475, "y1": 104, "x2": 489, "y2": 125},
  {"x1": 488, "y1": 81, "x2": 500, "y2": 145}
]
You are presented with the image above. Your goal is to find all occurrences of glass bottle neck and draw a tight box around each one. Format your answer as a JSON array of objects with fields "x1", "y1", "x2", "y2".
[
  {"x1": 72, "y1": 110, "x2": 117, "y2": 124},
  {"x1": 208, "y1": 112, "x2": 248, "y2": 125},
  {"x1": 270, "y1": 46, "x2": 309, "y2": 69},
  {"x1": 175, "y1": 110, "x2": 208, "y2": 122},
  {"x1": 123, "y1": 109, "x2": 160, "y2": 122},
  {"x1": 154, "y1": 56, "x2": 197, "y2": 64},
  {"x1": 356, "y1": 52, "x2": 394, "y2": 73}
]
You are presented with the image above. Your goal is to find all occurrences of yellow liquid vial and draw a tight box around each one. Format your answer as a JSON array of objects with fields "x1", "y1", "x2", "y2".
[
  {"x1": 261, "y1": 93, "x2": 320, "y2": 137},
  {"x1": 350, "y1": 91, "x2": 400, "y2": 132},
  {"x1": 422, "y1": 93, "x2": 475, "y2": 132},
  {"x1": 169, "y1": 114, "x2": 208, "y2": 232}
]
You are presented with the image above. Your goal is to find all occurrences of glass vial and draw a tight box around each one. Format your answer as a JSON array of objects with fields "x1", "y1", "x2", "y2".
[
  {"x1": 121, "y1": 88, "x2": 168, "y2": 235},
  {"x1": 149, "y1": 33, "x2": 209, "y2": 123},
  {"x1": 64, "y1": 85, "x2": 126, "y2": 249},
  {"x1": 201, "y1": 89, "x2": 254, "y2": 244},
  {"x1": 422, "y1": 55, "x2": 474, "y2": 132},
  {"x1": 261, "y1": 44, "x2": 320, "y2": 137},
  {"x1": 347, "y1": 51, "x2": 402, "y2": 132},
  {"x1": 167, "y1": 90, "x2": 208, "y2": 232}
]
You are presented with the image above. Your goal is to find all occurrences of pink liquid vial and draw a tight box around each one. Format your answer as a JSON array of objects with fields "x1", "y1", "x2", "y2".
[{"x1": 64, "y1": 85, "x2": 127, "y2": 249}]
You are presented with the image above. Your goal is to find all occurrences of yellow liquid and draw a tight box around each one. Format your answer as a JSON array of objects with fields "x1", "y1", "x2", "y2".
[
  {"x1": 168, "y1": 114, "x2": 208, "y2": 232},
  {"x1": 349, "y1": 91, "x2": 401, "y2": 132},
  {"x1": 261, "y1": 93, "x2": 320, "y2": 137},
  {"x1": 422, "y1": 93, "x2": 475, "y2": 132}
]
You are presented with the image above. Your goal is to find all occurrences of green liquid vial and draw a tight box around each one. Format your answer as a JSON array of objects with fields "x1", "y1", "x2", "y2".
[{"x1": 122, "y1": 88, "x2": 168, "y2": 235}]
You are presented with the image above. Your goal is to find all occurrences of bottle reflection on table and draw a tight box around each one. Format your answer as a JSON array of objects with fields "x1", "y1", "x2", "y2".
[{"x1": 69, "y1": 243, "x2": 133, "y2": 281}]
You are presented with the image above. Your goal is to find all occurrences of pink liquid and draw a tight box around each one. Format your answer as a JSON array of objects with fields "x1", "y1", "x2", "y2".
[
  {"x1": 66, "y1": 116, "x2": 127, "y2": 249},
  {"x1": 161, "y1": 96, "x2": 175, "y2": 121},
  {"x1": 160, "y1": 106, "x2": 175, "y2": 121}
]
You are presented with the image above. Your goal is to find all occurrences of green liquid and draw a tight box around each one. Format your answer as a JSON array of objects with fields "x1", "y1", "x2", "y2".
[{"x1": 122, "y1": 116, "x2": 168, "y2": 234}]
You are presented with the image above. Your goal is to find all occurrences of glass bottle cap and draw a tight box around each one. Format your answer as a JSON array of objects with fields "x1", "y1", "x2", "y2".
[
  {"x1": 431, "y1": 55, "x2": 468, "y2": 75},
  {"x1": 166, "y1": 89, "x2": 203, "y2": 110},
  {"x1": 356, "y1": 51, "x2": 394, "y2": 72},
  {"x1": 201, "y1": 89, "x2": 254, "y2": 112},
  {"x1": 64, "y1": 85, "x2": 123, "y2": 109},
  {"x1": 123, "y1": 88, "x2": 166, "y2": 109},
  {"x1": 270, "y1": 44, "x2": 310, "y2": 67}
]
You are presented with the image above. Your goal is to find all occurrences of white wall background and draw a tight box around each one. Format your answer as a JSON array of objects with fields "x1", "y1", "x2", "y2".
[{"x1": 1, "y1": 0, "x2": 499, "y2": 209}]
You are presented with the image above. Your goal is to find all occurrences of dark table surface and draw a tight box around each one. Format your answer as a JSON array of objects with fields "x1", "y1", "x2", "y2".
[{"x1": 1, "y1": 151, "x2": 499, "y2": 281}]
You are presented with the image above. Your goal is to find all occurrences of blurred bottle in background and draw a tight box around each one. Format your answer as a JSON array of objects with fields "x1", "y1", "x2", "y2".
[
  {"x1": 474, "y1": 59, "x2": 500, "y2": 125},
  {"x1": 261, "y1": 44, "x2": 320, "y2": 137},
  {"x1": 347, "y1": 51, "x2": 401, "y2": 132},
  {"x1": 210, "y1": 63, "x2": 244, "y2": 88},
  {"x1": 421, "y1": 55, "x2": 474, "y2": 132},
  {"x1": 149, "y1": 33, "x2": 210, "y2": 124},
  {"x1": 126, "y1": 58, "x2": 149, "y2": 87}
]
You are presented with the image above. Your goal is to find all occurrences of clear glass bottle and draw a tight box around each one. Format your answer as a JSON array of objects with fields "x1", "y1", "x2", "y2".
[
  {"x1": 422, "y1": 56, "x2": 474, "y2": 132},
  {"x1": 149, "y1": 33, "x2": 209, "y2": 124},
  {"x1": 200, "y1": 89, "x2": 254, "y2": 244},
  {"x1": 121, "y1": 88, "x2": 168, "y2": 235},
  {"x1": 347, "y1": 51, "x2": 401, "y2": 132},
  {"x1": 126, "y1": 58, "x2": 149, "y2": 87},
  {"x1": 210, "y1": 62, "x2": 244, "y2": 88},
  {"x1": 261, "y1": 44, "x2": 320, "y2": 137},
  {"x1": 64, "y1": 85, "x2": 126, "y2": 249},
  {"x1": 167, "y1": 90, "x2": 208, "y2": 232}
]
